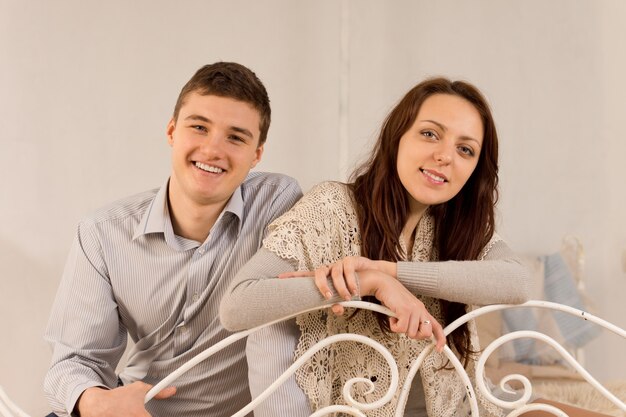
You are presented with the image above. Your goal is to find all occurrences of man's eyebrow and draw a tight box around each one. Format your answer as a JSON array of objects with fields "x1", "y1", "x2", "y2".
[
  {"x1": 421, "y1": 119, "x2": 481, "y2": 147},
  {"x1": 184, "y1": 114, "x2": 211, "y2": 123},
  {"x1": 184, "y1": 115, "x2": 253, "y2": 139},
  {"x1": 231, "y1": 126, "x2": 253, "y2": 139}
]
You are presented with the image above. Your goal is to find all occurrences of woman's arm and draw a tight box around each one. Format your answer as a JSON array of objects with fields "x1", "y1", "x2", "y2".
[
  {"x1": 219, "y1": 248, "x2": 348, "y2": 331},
  {"x1": 396, "y1": 240, "x2": 531, "y2": 305},
  {"x1": 220, "y1": 248, "x2": 447, "y2": 349},
  {"x1": 283, "y1": 240, "x2": 531, "y2": 306}
]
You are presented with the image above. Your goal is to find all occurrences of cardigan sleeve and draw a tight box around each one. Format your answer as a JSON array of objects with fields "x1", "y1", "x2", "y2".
[
  {"x1": 397, "y1": 239, "x2": 531, "y2": 305},
  {"x1": 220, "y1": 182, "x2": 361, "y2": 331},
  {"x1": 219, "y1": 248, "x2": 354, "y2": 331}
]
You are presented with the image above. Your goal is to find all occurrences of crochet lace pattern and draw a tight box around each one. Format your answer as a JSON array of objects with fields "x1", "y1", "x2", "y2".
[{"x1": 264, "y1": 181, "x2": 503, "y2": 417}]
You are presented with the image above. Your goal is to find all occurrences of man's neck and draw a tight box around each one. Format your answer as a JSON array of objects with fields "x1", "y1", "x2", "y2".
[{"x1": 167, "y1": 188, "x2": 228, "y2": 244}]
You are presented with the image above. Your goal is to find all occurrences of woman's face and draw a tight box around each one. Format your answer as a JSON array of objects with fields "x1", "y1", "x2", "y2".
[{"x1": 396, "y1": 93, "x2": 484, "y2": 215}]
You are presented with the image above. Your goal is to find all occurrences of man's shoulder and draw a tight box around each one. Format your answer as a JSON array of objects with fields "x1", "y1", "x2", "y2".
[
  {"x1": 81, "y1": 187, "x2": 160, "y2": 226},
  {"x1": 239, "y1": 172, "x2": 302, "y2": 224},
  {"x1": 241, "y1": 172, "x2": 300, "y2": 195}
]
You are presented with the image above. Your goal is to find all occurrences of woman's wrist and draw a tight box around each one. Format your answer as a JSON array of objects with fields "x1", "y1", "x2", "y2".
[
  {"x1": 359, "y1": 269, "x2": 397, "y2": 296},
  {"x1": 375, "y1": 260, "x2": 397, "y2": 278},
  {"x1": 357, "y1": 271, "x2": 376, "y2": 296}
]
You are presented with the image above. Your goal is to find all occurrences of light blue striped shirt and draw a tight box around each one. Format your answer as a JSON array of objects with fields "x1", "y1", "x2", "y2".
[{"x1": 44, "y1": 172, "x2": 302, "y2": 417}]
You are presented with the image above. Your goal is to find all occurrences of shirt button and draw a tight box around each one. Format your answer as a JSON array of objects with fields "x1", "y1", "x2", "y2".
[
  {"x1": 198, "y1": 247, "x2": 205, "y2": 254},
  {"x1": 192, "y1": 293, "x2": 200, "y2": 302}
]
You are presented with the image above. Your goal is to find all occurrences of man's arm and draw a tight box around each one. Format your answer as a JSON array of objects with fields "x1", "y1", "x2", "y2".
[{"x1": 44, "y1": 221, "x2": 128, "y2": 416}]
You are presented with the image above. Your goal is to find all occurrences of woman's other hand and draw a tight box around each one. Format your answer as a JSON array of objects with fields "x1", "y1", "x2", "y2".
[
  {"x1": 279, "y1": 261, "x2": 445, "y2": 351},
  {"x1": 359, "y1": 270, "x2": 446, "y2": 352},
  {"x1": 279, "y1": 256, "x2": 395, "y2": 301}
]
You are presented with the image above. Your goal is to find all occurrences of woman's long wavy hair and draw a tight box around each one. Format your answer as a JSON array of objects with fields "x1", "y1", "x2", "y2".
[{"x1": 349, "y1": 77, "x2": 499, "y2": 366}]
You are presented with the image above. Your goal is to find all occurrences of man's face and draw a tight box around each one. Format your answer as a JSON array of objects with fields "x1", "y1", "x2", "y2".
[{"x1": 167, "y1": 92, "x2": 264, "y2": 210}]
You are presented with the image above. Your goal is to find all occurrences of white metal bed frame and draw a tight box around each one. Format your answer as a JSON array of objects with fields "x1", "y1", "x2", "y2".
[{"x1": 1, "y1": 300, "x2": 625, "y2": 417}]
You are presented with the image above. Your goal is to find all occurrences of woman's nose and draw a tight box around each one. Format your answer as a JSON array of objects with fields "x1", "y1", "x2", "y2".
[{"x1": 434, "y1": 147, "x2": 452, "y2": 165}]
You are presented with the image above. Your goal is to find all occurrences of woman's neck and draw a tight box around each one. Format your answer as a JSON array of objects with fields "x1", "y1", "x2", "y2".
[{"x1": 401, "y1": 204, "x2": 429, "y2": 257}]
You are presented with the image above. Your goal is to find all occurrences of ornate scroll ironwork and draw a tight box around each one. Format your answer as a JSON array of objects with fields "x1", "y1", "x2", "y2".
[{"x1": 1, "y1": 300, "x2": 625, "y2": 417}]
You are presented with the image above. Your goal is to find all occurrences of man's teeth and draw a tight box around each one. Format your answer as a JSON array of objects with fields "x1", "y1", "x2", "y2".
[
  {"x1": 423, "y1": 170, "x2": 445, "y2": 182},
  {"x1": 195, "y1": 162, "x2": 224, "y2": 173}
]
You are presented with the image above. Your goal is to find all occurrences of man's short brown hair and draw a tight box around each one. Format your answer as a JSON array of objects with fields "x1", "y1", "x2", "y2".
[{"x1": 173, "y1": 62, "x2": 271, "y2": 145}]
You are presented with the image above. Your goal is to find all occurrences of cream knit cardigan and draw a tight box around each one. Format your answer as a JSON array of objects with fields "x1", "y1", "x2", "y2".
[{"x1": 263, "y1": 181, "x2": 504, "y2": 417}]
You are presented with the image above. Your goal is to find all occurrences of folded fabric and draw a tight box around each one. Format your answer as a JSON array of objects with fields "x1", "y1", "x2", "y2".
[
  {"x1": 501, "y1": 307, "x2": 541, "y2": 364},
  {"x1": 542, "y1": 252, "x2": 601, "y2": 348},
  {"x1": 500, "y1": 252, "x2": 601, "y2": 365}
]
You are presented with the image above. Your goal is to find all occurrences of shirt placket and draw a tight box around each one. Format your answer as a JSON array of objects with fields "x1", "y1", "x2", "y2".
[{"x1": 173, "y1": 215, "x2": 234, "y2": 355}]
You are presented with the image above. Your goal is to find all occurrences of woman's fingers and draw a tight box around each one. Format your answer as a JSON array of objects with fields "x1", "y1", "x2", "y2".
[
  {"x1": 330, "y1": 262, "x2": 353, "y2": 301},
  {"x1": 341, "y1": 257, "x2": 360, "y2": 297},
  {"x1": 388, "y1": 316, "x2": 402, "y2": 333},
  {"x1": 431, "y1": 320, "x2": 447, "y2": 352},
  {"x1": 407, "y1": 313, "x2": 421, "y2": 339},
  {"x1": 330, "y1": 303, "x2": 345, "y2": 315},
  {"x1": 415, "y1": 318, "x2": 433, "y2": 339},
  {"x1": 314, "y1": 266, "x2": 332, "y2": 299},
  {"x1": 280, "y1": 257, "x2": 369, "y2": 302}
]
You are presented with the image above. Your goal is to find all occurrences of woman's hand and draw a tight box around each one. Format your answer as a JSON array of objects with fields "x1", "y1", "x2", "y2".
[
  {"x1": 280, "y1": 263, "x2": 446, "y2": 351},
  {"x1": 359, "y1": 270, "x2": 446, "y2": 351},
  {"x1": 279, "y1": 256, "x2": 395, "y2": 301}
]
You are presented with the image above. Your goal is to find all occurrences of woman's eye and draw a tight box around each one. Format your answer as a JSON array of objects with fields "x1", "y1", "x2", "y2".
[
  {"x1": 422, "y1": 130, "x2": 436, "y2": 139},
  {"x1": 458, "y1": 146, "x2": 475, "y2": 157}
]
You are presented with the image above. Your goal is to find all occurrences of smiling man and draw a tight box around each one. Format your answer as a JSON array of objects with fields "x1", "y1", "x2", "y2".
[{"x1": 44, "y1": 63, "x2": 302, "y2": 417}]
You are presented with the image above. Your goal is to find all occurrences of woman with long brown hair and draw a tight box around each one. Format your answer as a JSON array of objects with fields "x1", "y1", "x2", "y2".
[{"x1": 220, "y1": 78, "x2": 604, "y2": 416}]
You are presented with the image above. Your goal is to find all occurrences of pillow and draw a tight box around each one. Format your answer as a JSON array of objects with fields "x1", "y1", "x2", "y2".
[
  {"x1": 542, "y1": 252, "x2": 601, "y2": 348},
  {"x1": 478, "y1": 250, "x2": 601, "y2": 368},
  {"x1": 500, "y1": 254, "x2": 564, "y2": 365}
]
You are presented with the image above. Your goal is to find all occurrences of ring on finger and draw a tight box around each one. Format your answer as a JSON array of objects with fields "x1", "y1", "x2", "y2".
[{"x1": 421, "y1": 319, "x2": 431, "y2": 326}]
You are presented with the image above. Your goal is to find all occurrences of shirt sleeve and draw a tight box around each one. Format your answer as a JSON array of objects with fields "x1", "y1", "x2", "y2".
[
  {"x1": 44, "y1": 221, "x2": 127, "y2": 416},
  {"x1": 396, "y1": 239, "x2": 531, "y2": 305}
]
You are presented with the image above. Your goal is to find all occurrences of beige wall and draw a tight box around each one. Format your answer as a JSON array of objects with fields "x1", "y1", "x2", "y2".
[{"x1": 1, "y1": 1, "x2": 624, "y2": 414}]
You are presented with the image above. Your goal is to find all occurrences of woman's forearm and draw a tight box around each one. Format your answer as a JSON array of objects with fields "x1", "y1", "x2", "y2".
[
  {"x1": 219, "y1": 248, "x2": 348, "y2": 331},
  {"x1": 395, "y1": 240, "x2": 531, "y2": 305}
]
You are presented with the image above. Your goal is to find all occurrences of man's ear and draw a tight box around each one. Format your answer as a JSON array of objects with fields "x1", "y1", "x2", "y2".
[
  {"x1": 251, "y1": 144, "x2": 264, "y2": 168},
  {"x1": 166, "y1": 118, "x2": 175, "y2": 146}
]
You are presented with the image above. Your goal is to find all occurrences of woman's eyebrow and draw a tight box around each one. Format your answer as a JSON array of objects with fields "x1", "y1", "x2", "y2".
[{"x1": 421, "y1": 119, "x2": 481, "y2": 146}]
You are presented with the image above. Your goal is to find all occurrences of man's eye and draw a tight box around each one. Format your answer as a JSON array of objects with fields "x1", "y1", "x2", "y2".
[
  {"x1": 229, "y1": 135, "x2": 245, "y2": 143},
  {"x1": 191, "y1": 125, "x2": 207, "y2": 132}
]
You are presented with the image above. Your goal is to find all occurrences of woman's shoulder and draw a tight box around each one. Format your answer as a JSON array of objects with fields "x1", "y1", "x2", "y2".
[
  {"x1": 300, "y1": 181, "x2": 354, "y2": 213},
  {"x1": 263, "y1": 181, "x2": 360, "y2": 267},
  {"x1": 307, "y1": 180, "x2": 351, "y2": 198}
]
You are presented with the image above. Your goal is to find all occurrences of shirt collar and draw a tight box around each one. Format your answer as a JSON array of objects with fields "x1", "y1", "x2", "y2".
[
  {"x1": 132, "y1": 178, "x2": 245, "y2": 241},
  {"x1": 132, "y1": 178, "x2": 170, "y2": 240},
  {"x1": 224, "y1": 184, "x2": 244, "y2": 232}
]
